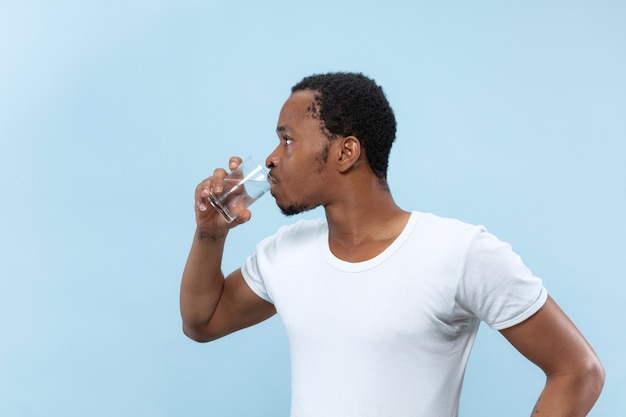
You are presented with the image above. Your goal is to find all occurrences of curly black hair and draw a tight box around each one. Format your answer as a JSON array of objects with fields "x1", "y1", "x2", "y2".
[{"x1": 291, "y1": 72, "x2": 397, "y2": 183}]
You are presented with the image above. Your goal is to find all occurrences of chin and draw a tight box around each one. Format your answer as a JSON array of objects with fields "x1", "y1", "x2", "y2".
[
  {"x1": 280, "y1": 206, "x2": 303, "y2": 216},
  {"x1": 278, "y1": 202, "x2": 318, "y2": 217}
]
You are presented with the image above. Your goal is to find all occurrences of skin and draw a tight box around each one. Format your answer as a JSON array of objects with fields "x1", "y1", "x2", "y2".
[{"x1": 180, "y1": 90, "x2": 604, "y2": 415}]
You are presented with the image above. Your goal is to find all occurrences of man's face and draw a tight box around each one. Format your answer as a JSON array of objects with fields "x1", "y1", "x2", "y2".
[{"x1": 266, "y1": 90, "x2": 334, "y2": 216}]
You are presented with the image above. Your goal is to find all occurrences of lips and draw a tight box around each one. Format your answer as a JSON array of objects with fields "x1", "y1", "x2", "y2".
[{"x1": 268, "y1": 171, "x2": 278, "y2": 192}]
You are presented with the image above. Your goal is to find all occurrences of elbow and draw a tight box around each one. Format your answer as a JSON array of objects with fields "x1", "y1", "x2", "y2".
[
  {"x1": 544, "y1": 351, "x2": 606, "y2": 400},
  {"x1": 559, "y1": 355, "x2": 606, "y2": 405},
  {"x1": 585, "y1": 356, "x2": 606, "y2": 399},
  {"x1": 182, "y1": 323, "x2": 221, "y2": 343}
]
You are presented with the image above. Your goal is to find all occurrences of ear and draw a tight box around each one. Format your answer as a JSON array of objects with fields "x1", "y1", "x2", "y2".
[{"x1": 336, "y1": 136, "x2": 362, "y2": 173}]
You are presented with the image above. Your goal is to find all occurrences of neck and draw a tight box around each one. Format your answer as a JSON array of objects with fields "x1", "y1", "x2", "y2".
[{"x1": 323, "y1": 181, "x2": 410, "y2": 262}]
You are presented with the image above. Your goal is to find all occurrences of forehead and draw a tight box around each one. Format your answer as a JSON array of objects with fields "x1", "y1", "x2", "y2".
[{"x1": 276, "y1": 90, "x2": 319, "y2": 131}]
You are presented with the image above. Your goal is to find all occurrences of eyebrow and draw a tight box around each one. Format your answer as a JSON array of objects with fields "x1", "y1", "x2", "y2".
[{"x1": 276, "y1": 125, "x2": 290, "y2": 134}]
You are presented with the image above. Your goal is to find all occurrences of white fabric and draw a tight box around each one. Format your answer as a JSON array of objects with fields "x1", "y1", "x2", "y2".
[{"x1": 242, "y1": 212, "x2": 547, "y2": 417}]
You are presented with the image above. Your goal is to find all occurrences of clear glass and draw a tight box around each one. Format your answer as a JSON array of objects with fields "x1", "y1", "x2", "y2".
[{"x1": 207, "y1": 157, "x2": 270, "y2": 222}]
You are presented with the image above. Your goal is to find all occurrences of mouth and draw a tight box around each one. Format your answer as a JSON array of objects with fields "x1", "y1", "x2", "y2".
[{"x1": 267, "y1": 171, "x2": 278, "y2": 192}]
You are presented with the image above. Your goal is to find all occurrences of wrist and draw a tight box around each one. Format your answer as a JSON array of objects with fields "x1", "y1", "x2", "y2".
[{"x1": 196, "y1": 228, "x2": 228, "y2": 242}]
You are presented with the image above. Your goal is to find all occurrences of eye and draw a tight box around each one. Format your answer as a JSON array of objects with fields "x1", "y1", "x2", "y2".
[{"x1": 284, "y1": 137, "x2": 294, "y2": 146}]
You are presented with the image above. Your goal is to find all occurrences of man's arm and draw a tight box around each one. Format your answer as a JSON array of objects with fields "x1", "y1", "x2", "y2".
[
  {"x1": 500, "y1": 296, "x2": 605, "y2": 416},
  {"x1": 180, "y1": 157, "x2": 276, "y2": 343}
]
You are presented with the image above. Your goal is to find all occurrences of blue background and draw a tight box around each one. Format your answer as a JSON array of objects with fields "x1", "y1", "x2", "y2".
[{"x1": 1, "y1": 1, "x2": 624, "y2": 415}]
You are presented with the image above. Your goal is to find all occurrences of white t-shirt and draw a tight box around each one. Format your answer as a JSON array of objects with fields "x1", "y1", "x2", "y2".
[{"x1": 242, "y1": 212, "x2": 547, "y2": 417}]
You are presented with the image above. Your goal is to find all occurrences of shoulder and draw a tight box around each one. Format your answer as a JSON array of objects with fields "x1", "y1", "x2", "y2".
[
  {"x1": 415, "y1": 212, "x2": 522, "y2": 265},
  {"x1": 274, "y1": 217, "x2": 327, "y2": 239},
  {"x1": 413, "y1": 211, "x2": 485, "y2": 243},
  {"x1": 256, "y1": 217, "x2": 327, "y2": 251}
]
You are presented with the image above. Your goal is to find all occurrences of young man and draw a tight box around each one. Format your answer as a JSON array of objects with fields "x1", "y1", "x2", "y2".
[{"x1": 180, "y1": 72, "x2": 604, "y2": 416}]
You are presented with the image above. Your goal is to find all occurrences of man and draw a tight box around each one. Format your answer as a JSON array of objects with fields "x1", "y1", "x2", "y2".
[{"x1": 180, "y1": 72, "x2": 604, "y2": 416}]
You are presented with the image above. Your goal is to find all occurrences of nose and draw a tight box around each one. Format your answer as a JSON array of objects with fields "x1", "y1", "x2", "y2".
[{"x1": 266, "y1": 149, "x2": 278, "y2": 169}]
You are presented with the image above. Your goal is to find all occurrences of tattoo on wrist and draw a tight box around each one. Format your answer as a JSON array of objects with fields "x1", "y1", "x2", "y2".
[{"x1": 197, "y1": 231, "x2": 227, "y2": 242}]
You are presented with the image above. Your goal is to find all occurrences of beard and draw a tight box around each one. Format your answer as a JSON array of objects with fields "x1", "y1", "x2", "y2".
[
  {"x1": 277, "y1": 200, "x2": 318, "y2": 217},
  {"x1": 278, "y1": 204, "x2": 315, "y2": 216},
  {"x1": 272, "y1": 145, "x2": 329, "y2": 216},
  {"x1": 271, "y1": 189, "x2": 319, "y2": 217}
]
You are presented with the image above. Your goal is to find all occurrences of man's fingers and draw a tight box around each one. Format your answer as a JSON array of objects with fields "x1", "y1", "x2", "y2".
[
  {"x1": 211, "y1": 167, "x2": 229, "y2": 193},
  {"x1": 229, "y1": 156, "x2": 243, "y2": 171}
]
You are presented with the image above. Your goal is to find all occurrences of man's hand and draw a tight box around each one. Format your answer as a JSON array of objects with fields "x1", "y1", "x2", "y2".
[{"x1": 194, "y1": 156, "x2": 252, "y2": 234}]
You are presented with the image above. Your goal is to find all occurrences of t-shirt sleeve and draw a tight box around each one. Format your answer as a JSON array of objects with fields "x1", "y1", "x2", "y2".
[
  {"x1": 457, "y1": 228, "x2": 548, "y2": 330},
  {"x1": 241, "y1": 234, "x2": 276, "y2": 304}
]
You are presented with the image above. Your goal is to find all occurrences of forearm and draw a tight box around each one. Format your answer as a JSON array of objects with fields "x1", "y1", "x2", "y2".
[
  {"x1": 180, "y1": 227, "x2": 229, "y2": 341},
  {"x1": 531, "y1": 365, "x2": 605, "y2": 416}
]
